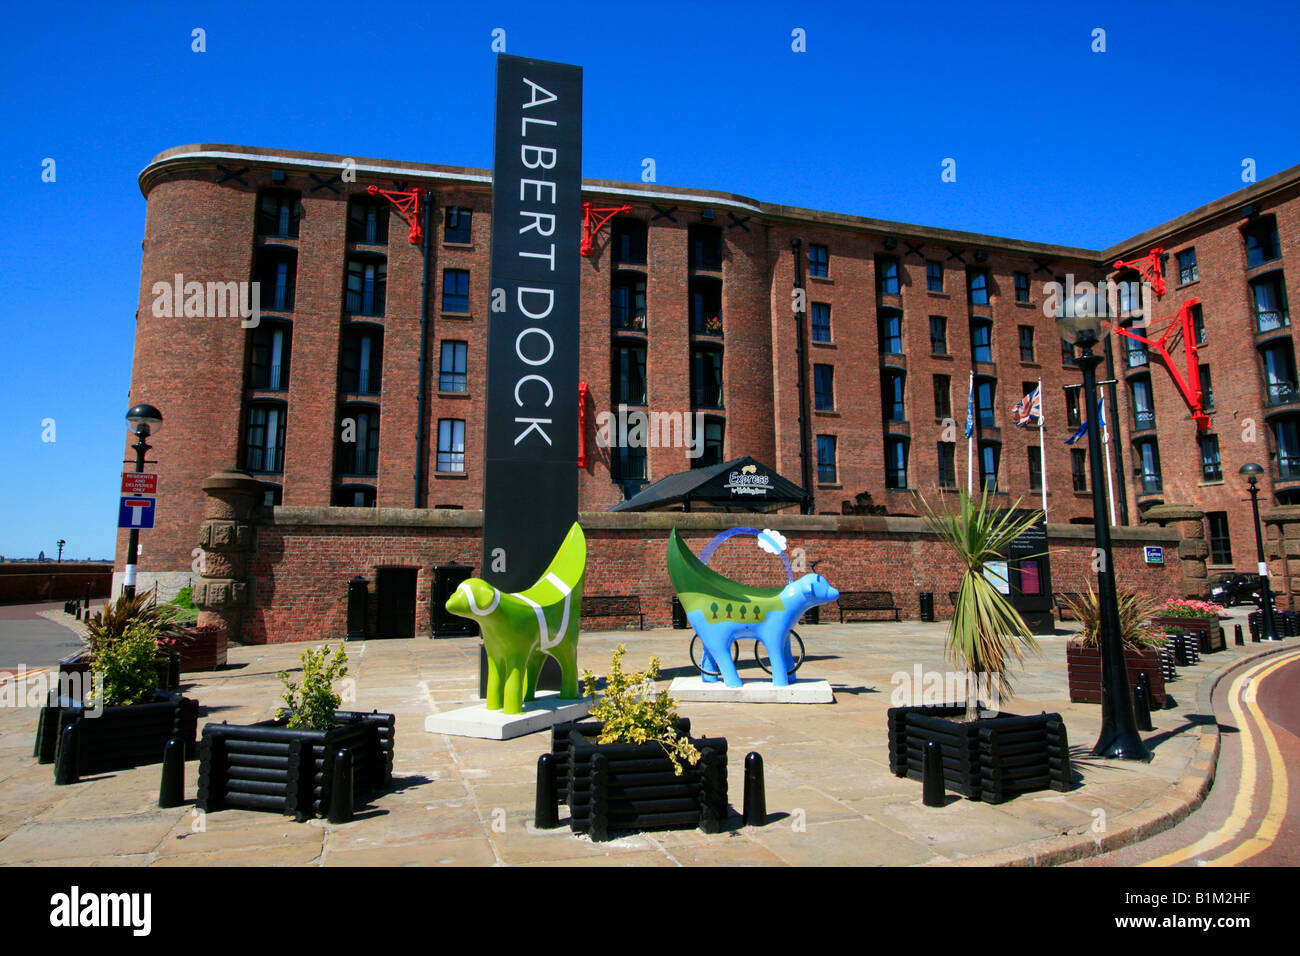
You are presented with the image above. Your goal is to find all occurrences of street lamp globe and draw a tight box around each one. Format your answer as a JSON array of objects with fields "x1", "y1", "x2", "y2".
[
  {"x1": 126, "y1": 404, "x2": 163, "y2": 436},
  {"x1": 1239, "y1": 462, "x2": 1264, "y2": 481},
  {"x1": 1056, "y1": 288, "x2": 1108, "y2": 347}
]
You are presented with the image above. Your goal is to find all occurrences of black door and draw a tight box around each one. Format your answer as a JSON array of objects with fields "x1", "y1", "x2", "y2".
[{"x1": 376, "y1": 568, "x2": 418, "y2": 638}]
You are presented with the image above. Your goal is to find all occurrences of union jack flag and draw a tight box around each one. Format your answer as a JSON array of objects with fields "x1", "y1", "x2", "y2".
[{"x1": 1011, "y1": 384, "x2": 1042, "y2": 428}]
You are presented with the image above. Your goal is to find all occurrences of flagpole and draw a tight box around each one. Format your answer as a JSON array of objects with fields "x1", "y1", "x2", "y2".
[
  {"x1": 967, "y1": 370, "x2": 974, "y2": 493},
  {"x1": 1101, "y1": 394, "x2": 1117, "y2": 525},
  {"x1": 1038, "y1": 378, "x2": 1048, "y2": 521}
]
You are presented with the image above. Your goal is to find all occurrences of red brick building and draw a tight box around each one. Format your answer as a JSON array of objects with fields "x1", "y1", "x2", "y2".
[{"x1": 120, "y1": 143, "x2": 1298, "y2": 604}]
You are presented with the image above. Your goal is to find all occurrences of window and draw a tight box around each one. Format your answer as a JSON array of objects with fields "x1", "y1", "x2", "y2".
[
  {"x1": 1176, "y1": 247, "x2": 1198, "y2": 284},
  {"x1": 691, "y1": 346, "x2": 723, "y2": 407},
  {"x1": 439, "y1": 340, "x2": 467, "y2": 392},
  {"x1": 612, "y1": 272, "x2": 647, "y2": 331},
  {"x1": 1199, "y1": 434, "x2": 1223, "y2": 482},
  {"x1": 1028, "y1": 447, "x2": 1042, "y2": 491},
  {"x1": 1123, "y1": 333, "x2": 1149, "y2": 368},
  {"x1": 1207, "y1": 512, "x2": 1233, "y2": 565},
  {"x1": 248, "y1": 322, "x2": 291, "y2": 391},
  {"x1": 1191, "y1": 303, "x2": 1206, "y2": 344},
  {"x1": 1274, "y1": 418, "x2": 1300, "y2": 479},
  {"x1": 1199, "y1": 364, "x2": 1213, "y2": 410},
  {"x1": 816, "y1": 435, "x2": 837, "y2": 483},
  {"x1": 1131, "y1": 375, "x2": 1155, "y2": 430},
  {"x1": 1244, "y1": 218, "x2": 1280, "y2": 269},
  {"x1": 690, "y1": 277, "x2": 723, "y2": 334},
  {"x1": 1061, "y1": 337, "x2": 1076, "y2": 366},
  {"x1": 254, "y1": 248, "x2": 296, "y2": 312},
  {"x1": 1116, "y1": 273, "x2": 1142, "y2": 314},
  {"x1": 933, "y1": 374, "x2": 951, "y2": 418},
  {"x1": 879, "y1": 309, "x2": 903, "y2": 354},
  {"x1": 808, "y1": 244, "x2": 828, "y2": 278},
  {"x1": 1018, "y1": 325, "x2": 1035, "y2": 362},
  {"x1": 689, "y1": 225, "x2": 722, "y2": 271},
  {"x1": 814, "y1": 364, "x2": 835, "y2": 411},
  {"x1": 442, "y1": 269, "x2": 470, "y2": 313},
  {"x1": 1252, "y1": 274, "x2": 1290, "y2": 332},
  {"x1": 885, "y1": 438, "x2": 908, "y2": 489},
  {"x1": 971, "y1": 319, "x2": 993, "y2": 363},
  {"x1": 1262, "y1": 341, "x2": 1298, "y2": 405},
  {"x1": 261, "y1": 484, "x2": 283, "y2": 507},
  {"x1": 1066, "y1": 389, "x2": 1082, "y2": 427},
  {"x1": 332, "y1": 485, "x2": 376, "y2": 507},
  {"x1": 979, "y1": 442, "x2": 999, "y2": 492},
  {"x1": 611, "y1": 442, "x2": 647, "y2": 485},
  {"x1": 811, "y1": 302, "x2": 832, "y2": 342},
  {"x1": 340, "y1": 327, "x2": 383, "y2": 394},
  {"x1": 938, "y1": 443, "x2": 956, "y2": 488},
  {"x1": 256, "y1": 190, "x2": 301, "y2": 238},
  {"x1": 926, "y1": 260, "x2": 944, "y2": 292},
  {"x1": 876, "y1": 256, "x2": 900, "y2": 296},
  {"x1": 344, "y1": 256, "x2": 387, "y2": 315},
  {"x1": 437, "y1": 419, "x2": 465, "y2": 473},
  {"x1": 1014, "y1": 272, "x2": 1030, "y2": 303},
  {"x1": 244, "y1": 403, "x2": 286, "y2": 473},
  {"x1": 883, "y1": 371, "x2": 905, "y2": 421},
  {"x1": 975, "y1": 378, "x2": 996, "y2": 428},
  {"x1": 611, "y1": 219, "x2": 647, "y2": 265},
  {"x1": 613, "y1": 343, "x2": 648, "y2": 405},
  {"x1": 444, "y1": 206, "x2": 472, "y2": 244},
  {"x1": 337, "y1": 407, "x2": 379, "y2": 476},
  {"x1": 968, "y1": 269, "x2": 990, "y2": 306},
  {"x1": 347, "y1": 198, "x2": 389, "y2": 245},
  {"x1": 693, "y1": 417, "x2": 725, "y2": 469},
  {"x1": 1071, "y1": 448, "x2": 1088, "y2": 492},
  {"x1": 929, "y1": 316, "x2": 947, "y2": 354},
  {"x1": 1136, "y1": 438, "x2": 1162, "y2": 493}
]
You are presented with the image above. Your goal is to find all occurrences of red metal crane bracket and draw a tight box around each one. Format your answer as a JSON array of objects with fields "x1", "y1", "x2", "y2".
[
  {"x1": 581, "y1": 202, "x2": 633, "y2": 257},
  {"x1": 577, "y1": 381, "x2": 590, "y2": 468},
  {"x1": 366, "y1": 185, "x2": 424, "y2": 245},
  {"x1": 1113, "y1": 246, "x2": 1167, "y2": 299},
  {"x1": 1109, "y1": 298, "x2": 1210, "y2": 431}
]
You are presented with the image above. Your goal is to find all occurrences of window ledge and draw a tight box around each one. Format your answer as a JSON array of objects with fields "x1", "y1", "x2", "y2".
[
  {"x1": 440, "y1": 311, "x2": 473, "y2": 320},
  {"x1": 927, "y1": 291, "x2": 950, "y2": 299},
  {"x1": 808, "y1": 275, "x2": 833, "y2": 284},
  {"x1": 437, "y1": 391, "x2": 472, "y2": 399},
  {"x1": 1013, "y1": 300, "x2": 1035, "y2": 308},
  {"x1": 434, "y1": 471, "x2": 469, "y2": 479},
  {"x1": 930, "y1": 352, "x2": 954, "y2": 361},
  {"x1": 814, "y1": 409, "x2": 841, "y2": 417},
  {"x1": 817, "y1": 482, "x2": 842, "y2": 489},
  {"x1": 1176, "y1": 278, "x2": 1200, "y2": 290},
  {"x1": 442, "y1": 242, "x2": 475, "y2": 250},
  {"x1": 811, "y1": 340, "x2": 837, "y2": 349},
  {"x1": 1198, "y1": 480, "x2": 1226, "y2": 487},
  {"x1": 1020, "y1": 361, "x2": 1041, "y2": 369}
]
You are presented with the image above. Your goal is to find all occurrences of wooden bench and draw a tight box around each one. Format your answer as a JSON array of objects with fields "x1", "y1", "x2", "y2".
[
  {"x1": 836, "y1": 591, "x2": 900, "y2": 622},
  {"x1": 1054, "y1": 593, "x2": 1084, "y2": 620},
  {"x1": 581, "y1": 595, "x2": 644, "y2": 630}
]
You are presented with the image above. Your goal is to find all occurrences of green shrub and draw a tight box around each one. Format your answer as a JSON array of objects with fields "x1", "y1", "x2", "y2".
[
  {"x1": 90, "y1": 621, "x2": 163, "y2": 707},
  {"x1": 169, "y1": 586, "x2": 196, "y2": 610},
  {"x1": 277, "y1": 644, "x2": 349, "y2": 730}
]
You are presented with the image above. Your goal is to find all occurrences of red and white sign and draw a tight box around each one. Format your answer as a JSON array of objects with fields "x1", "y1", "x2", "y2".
[{"x1": 121, "y1": 473, "x2": 158, "y2": 496}]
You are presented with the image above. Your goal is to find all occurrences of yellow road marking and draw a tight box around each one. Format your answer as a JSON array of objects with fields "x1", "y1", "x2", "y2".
[{"x1": 1141, "y1": 648, "x2": 1300, "y2": 867}]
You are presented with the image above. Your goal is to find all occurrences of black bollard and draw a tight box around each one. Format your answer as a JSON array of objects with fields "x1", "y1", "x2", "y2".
[
  {"x1": 54, "y1": 723, "x2": 79, "y2": 785},
  {"x1": 922, "y1": 740, "x2": 945, "y2": 807},
  {"x1": 1134, "y1": 676, "x2": 1153, "y2": 731},
  {"x1": 74, "y1": 606, "x2": 81, "y2": 621},
  {"x1": 327, "y1": 749, "x2": 354, "y2": 823},
  {"x1": 590, "y1": 753, "x2": 609, "y2": 843},
  {"x1": 1235, "y1": 623, "x2": 1245, "y2": 646},
  {"x1": 159, "y1": 738, "x2": 184, "y2": 807},
  {"x1": 167, "y1": 652, "x2": 180, "y2": 691},
  {"x1": 743, "y1": 752, "x2": 767, "y2": 826},
  {"x1": 699, "y1": 746, "x2": 724, "y2": 835},
  {"x1": 534, "y1": 754, "x2": 558, "y2": 829}
]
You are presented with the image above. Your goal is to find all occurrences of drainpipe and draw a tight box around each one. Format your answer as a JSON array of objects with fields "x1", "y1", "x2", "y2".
[
  {"x1": 414, "y1": 193, "x2": 433, "y2": 508},
  {"x1": 1101, "y1": 333, "x2": 1130, "y2": 525},
  {"x1": 791, "y1": 238, "x2": 814, "y2": 513}
]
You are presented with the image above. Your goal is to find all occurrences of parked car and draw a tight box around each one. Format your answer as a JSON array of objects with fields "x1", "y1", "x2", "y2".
[{"x1": 1209, "y1": 573, "x2": 1262, "y2": 608}]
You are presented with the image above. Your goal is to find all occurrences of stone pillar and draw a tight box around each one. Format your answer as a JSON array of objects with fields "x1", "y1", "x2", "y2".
[
  {"x1": 1261, "y1": 505, "x2": 1300, "y2": 611},
  {"x1": 193, "y1": 470, "x2": 264, "y2": 643},
  {"x1": 1139, "y1": 504, "x2": 1207, "y2": 599}
]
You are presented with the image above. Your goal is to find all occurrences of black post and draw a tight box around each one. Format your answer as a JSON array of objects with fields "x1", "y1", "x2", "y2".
[
  {"x1": 167, "y1": 651, "x2": 180, "y2": 690},
  {"x1": 790, "y1": 238, "x2": 814, "y2": 512},
  {"x1": 922, "y1": 740, "x2": 945, "y2": 807},
  {"x1": 328, "y1": 749, "x2": 354, "y2": 824},
  {"x1": 1235, "y1": 623, "x2": 1244, "y2": 646},
  {"x1": 123, "y1": 426, "x2": 150, "y2": 601},
  {"x1": 1244, "y1": 473, "x2": 1281, "y2": 641},
  {"x1": 159, "y1": 738, "x2": 184, "y2": 807},
  {"x1": 54, "y1": 723, "x2": 79, "y2": 785},
  {"x1": 743, "y1": 751, "x2": 767, "y2": 826},
  {"x1": 699, "y1": 746, "x2": 724, "y2": 834},
  {"x1": 1133, "y1": 675, "x2": 1153, "y2": 731},
  {"x1": 1077, "y1": 343, "x2": 1149, "y2": 761},
  {"x1": 534, "y1": 754, "x2": 559, "y2": 829},
  {"x1": 590, "y1": 753, "x2": 609, "y2": 843}
]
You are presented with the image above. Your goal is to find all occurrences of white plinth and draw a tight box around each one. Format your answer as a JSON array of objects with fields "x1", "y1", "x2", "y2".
[
  {"x1": 424, "y1": 691, "x2": 592, "y2": 740},
  {"x1": 667, "y1": 676, "x2": 835, "y2": 704}
]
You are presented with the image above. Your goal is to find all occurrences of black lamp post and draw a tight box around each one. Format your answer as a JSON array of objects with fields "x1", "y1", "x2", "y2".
[
  {"x1": 56, "y1": 539, "x2": 65, "y2": 563},
  {"x1": 1058, "y1": 289, "x2": 1149, "y2": 760},
  {"x1": 1240, "y1": 462, "x2": 1281, "y2": 641},
  {"x1": 123, "y1": 404, "x2": 163, "y2": 600}
]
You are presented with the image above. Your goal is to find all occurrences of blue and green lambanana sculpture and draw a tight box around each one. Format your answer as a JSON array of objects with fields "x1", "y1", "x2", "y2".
[
  {"x1": 445, "y1": 522, "x2": 586, "y2": 714},
  {"x1": 667, "y1": 528, "x2": 839, "y2": 688}
]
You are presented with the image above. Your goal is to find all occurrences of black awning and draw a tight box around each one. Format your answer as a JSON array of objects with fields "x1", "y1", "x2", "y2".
[{"x1": 609, "y1": 457, "x2": 811, "y2": 513}]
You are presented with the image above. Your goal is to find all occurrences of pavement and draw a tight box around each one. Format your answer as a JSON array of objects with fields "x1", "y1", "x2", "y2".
[{"x1": 0, "y1": 603, "x2": 1286, "y2": 867}]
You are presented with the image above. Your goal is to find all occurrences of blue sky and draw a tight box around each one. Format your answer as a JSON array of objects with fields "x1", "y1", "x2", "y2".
[{"x1": 1, "y1": 0, "x2": 1297, "y2": 560}]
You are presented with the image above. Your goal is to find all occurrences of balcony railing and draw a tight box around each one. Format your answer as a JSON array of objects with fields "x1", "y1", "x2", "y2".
[
  {"x1": 1267, "y1": 381, "x2": 1298, "y2": 406},
  {"x1": 613, "y1": 313, "x2": 648, "y2": 332},
  {"x1": 1125, "y1": 346, "x2": 1149, "y2": 368},
  {"x1": 1257, "y1": 309, "x2": 1290, "y2": 333},
  {"x1": 692, "y1": 315, "x2": 723, "y2": 336},
  {"x1": 1133, "y1": 410, "x2": 1156, "y2": 430},
  {"x1": 1279, "y1": 456, "x2": 1300, "y2": 480},
  {"x1": 1138, "y1": 474, "x2": 1163, "y2": 494}
]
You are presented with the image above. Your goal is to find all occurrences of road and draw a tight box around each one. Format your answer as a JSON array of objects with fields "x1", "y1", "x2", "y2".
[
  {"x1": 0, "y1": 602, "x2": 85, "y2": 674},
  {"x1": 1073, "y1": 644, "x2": 1300, "y2": 866}
]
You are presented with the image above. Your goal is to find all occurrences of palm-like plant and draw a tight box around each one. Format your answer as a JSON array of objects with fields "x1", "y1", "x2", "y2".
[
  {"x1": 82, "y1": 591, "x2": 192, "y2": 658},
  {"x1": 918, "y1": 487, "x2": 1043, "y2": 721},
  {"x1": 1061, "y1": 584, "x2": 1165, "y2": 650}
]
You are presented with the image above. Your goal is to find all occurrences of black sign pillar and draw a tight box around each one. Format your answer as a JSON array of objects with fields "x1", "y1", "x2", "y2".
[{"x1": 482, "y1": 54, "x2": 583, "y2": 594}]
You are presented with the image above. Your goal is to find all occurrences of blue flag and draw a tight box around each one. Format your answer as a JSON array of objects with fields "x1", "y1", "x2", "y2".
[
  {"x1": 965, "y1": 377, "x2": 974, "y2": 439},
  {"x1": 1065, "y1": 398, "x2": 1105, "y2": 445}
]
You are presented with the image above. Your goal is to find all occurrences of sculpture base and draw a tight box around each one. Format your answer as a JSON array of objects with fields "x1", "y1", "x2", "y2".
[
  {"x1": 668, "y1": 676, "x2": 834, "y2": 704},
  {"x1": 424, "y1": 691, "x2": 592, "y2": 740}
]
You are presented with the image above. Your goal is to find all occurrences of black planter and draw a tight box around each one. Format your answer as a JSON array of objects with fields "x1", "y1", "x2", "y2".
[
  {"x1": 545, "y1": 719, "x2": 728, "y2": 841},
  {"x1": 196, "y1": 710, "x2": 394, "y2": 822},
  {"x1": 887, "y1": 704, "x2": 1071, "y2": 804},
  {"x1": 34, "y1": 692, "x2": 199, "y2": 780}
]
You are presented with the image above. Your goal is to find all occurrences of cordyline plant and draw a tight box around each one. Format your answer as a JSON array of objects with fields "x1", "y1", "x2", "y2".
[
  {"x1": 81, "y1": 591, "x2": 192, "y2": 657},
  {"x1": 918, "y1": 487, "x2": 1043, "y2": 722},
  {"x1": 1062, "y1": 584, "x2": 1168, "y2": 650},
  {"x1": 1156, "y1": 598, "x2": 1224, "y2": 619},
  {"x1": 581, "y1": 644, "x2": 701, "y2": 776},
  {"x1": 277, "y1": 643, "x2": 349, "y2": 731}
]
